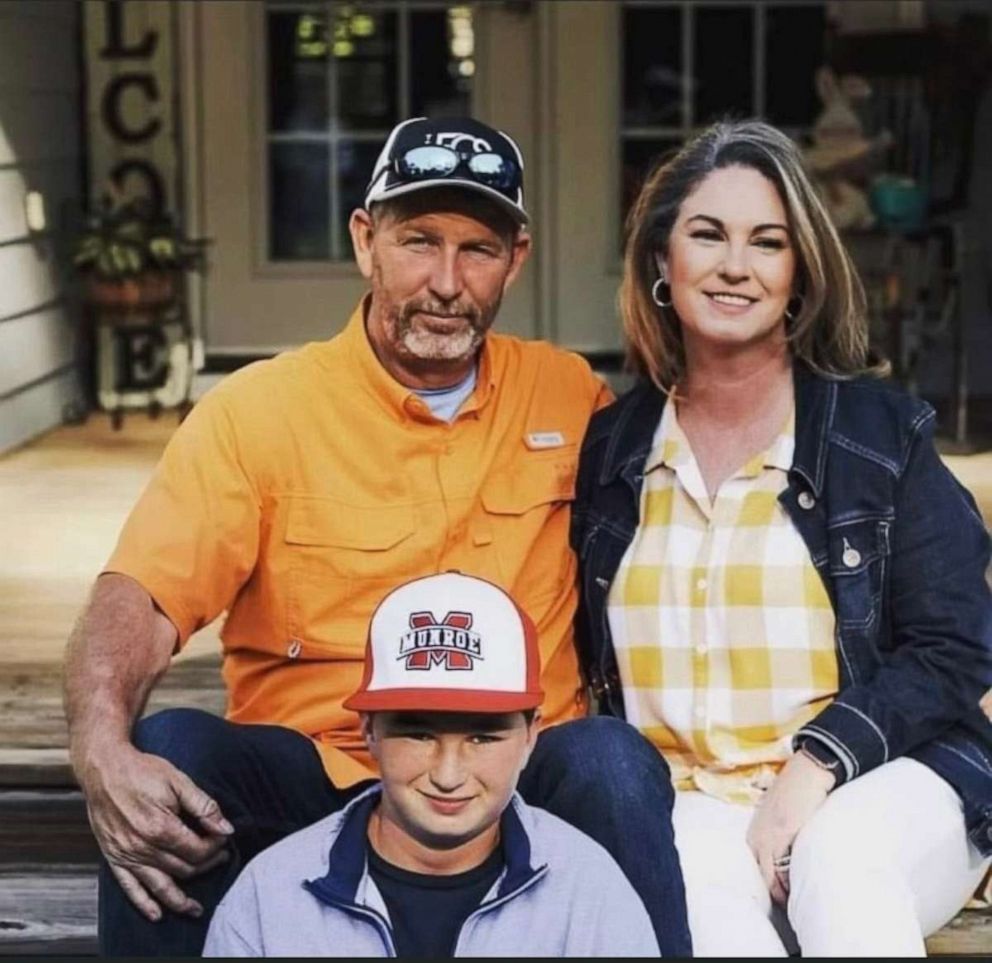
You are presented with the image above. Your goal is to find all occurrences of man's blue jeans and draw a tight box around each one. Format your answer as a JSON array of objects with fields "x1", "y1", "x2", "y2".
[{"x1": 99, "y1": 709, "x2": 691, "y2": 957}]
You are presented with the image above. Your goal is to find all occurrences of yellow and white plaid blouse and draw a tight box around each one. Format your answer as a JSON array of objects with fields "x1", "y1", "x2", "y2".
[{"x1": 606, "y1": 401, "x2": 839, "y2": 804}]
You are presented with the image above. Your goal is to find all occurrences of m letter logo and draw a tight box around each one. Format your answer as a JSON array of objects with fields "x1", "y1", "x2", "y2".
[{"x1": 398, "y1": 611, "x2": 484, "y2": 670}]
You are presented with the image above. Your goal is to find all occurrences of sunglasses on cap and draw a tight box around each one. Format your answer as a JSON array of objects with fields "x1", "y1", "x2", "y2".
[{"x1": 394, "y1": 145, "x2": 520, "y2": 192}]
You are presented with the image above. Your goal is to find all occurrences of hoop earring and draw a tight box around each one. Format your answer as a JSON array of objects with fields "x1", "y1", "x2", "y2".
[
  {"x1": 785, "y1": 294, "x2": 804, "y2": 321},
  {"x1": 651, "y1": 277, "x2": 672, "y2": 309}
]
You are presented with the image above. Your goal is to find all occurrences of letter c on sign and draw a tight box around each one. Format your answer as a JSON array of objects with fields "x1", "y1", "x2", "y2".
[{"x1": 101, "y1": 73, "x2": 162, "y2": 144}]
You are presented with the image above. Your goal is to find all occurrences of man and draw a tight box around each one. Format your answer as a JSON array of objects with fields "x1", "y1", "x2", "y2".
[
  {"x1": 64, "y1": 117, "x2": 690, "y2": 956},
  {"x1": 203, "y1": 572, "x2": 660, "y2": 957}
]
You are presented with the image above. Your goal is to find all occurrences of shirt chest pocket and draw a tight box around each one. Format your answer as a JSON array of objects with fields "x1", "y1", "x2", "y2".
[
  {"x1": 827, "y1": 517, "x2": 891, "y2": 630},
  {"x1": 284, "y1": 496, "x2": 417, "y2": 651},
  {"x1": 477, "y1": 454, "x2": 577, "y2": 586},
  {"x1": 285, "y1": 496, "x2": 415, "y2": 577},
  {"x1": 480, "y1": 453, "x2": 577, "y2": 517}
]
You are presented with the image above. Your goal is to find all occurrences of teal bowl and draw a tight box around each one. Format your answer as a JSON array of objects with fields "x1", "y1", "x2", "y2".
[{"x1": 870, "y1": 178, "x2": 927, "y2": 232}]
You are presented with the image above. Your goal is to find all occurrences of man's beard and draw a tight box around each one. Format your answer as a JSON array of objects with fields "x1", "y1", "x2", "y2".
[{"x1": 389, "y1": 297, "x2": 498, "y2": 363}]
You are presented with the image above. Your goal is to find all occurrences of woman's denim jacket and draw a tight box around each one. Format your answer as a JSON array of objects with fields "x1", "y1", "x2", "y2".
[{"x1": 572, "y1": 364, "x2": 992, "y2": 855}]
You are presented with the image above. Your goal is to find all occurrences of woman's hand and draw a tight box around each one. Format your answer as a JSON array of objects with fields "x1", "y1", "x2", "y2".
[{"x1": 746, "y1": 752, "x2": 837, "y2": 905}]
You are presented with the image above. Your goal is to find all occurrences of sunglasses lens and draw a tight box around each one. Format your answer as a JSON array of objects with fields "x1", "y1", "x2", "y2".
[
  {"x1": 393, "y1": 147, "x2": 520, "y2": 196},
  {"x1": 396, "y1": 146, "x2": 458, "y2": 178},
  {"x1": 468, "y1": 153, "x2": 518, "y2": 190}
]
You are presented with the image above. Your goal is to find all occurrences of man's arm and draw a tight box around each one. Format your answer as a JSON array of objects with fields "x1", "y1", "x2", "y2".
[{"x1": 64, "y1": 573, "x2": 234, "y2": 921}]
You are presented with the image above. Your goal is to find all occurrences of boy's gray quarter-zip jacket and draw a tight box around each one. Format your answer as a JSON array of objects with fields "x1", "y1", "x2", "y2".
[{"x1": 203, "y1": 786, "x2": 661, "y2": 957}]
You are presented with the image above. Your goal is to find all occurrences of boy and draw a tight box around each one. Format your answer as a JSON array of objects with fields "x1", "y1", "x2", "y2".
[{"x1": 204, "y1": 572, "x2": 660, "y2": 957}]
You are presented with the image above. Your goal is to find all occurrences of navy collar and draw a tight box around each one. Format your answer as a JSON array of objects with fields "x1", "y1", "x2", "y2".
[
  {"x1": 306, "y1": 788, "x2": 541, "y2": 903},
  {"x1": 495, "y1": 795, "x2": 541, "y2": 897},
  {"x1": 598, "y1": 362, "x2": 837, "y2": 498},
  {"x1": 598, "y1": 381, "x2": 665, "y2": 486},
  {"x1": 307, "y1": 789, "x2": 379, "y2": 904}
]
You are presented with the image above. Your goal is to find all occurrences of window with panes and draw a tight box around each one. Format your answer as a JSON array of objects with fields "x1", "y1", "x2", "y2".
[
  {"x1": 621, "y1": 1, "x2": 828, "y2": 219},
  {"x1": 265, "y1": 1, "x2": 476, "y2": 262}
]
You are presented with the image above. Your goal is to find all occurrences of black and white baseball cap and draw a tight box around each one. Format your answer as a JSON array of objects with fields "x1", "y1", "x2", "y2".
[{"x1": 364, "y1": 117, "x2": 528, "y2": 225}]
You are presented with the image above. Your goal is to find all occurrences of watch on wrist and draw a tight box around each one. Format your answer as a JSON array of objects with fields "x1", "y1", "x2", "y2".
[{"x1": 798, "y1": 738, "x2": 844, "y2": 784}]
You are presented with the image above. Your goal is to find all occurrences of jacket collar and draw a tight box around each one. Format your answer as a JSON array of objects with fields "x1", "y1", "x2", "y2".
[
  {"x1": 599, "y1": 362, "x2": 836, "y2": 496},
  {"x1": 599, "y1": 381, "x2": 666, "y2": 486},
  {"x1": 791, "y1": 362, "x2": 836, "y2": 498},
  {"x1": 306, "y1": 787, "x2": 541, "y2": 903}
]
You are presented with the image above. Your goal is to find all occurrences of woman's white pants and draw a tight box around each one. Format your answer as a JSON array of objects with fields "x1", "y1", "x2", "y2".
[{"x1": 674, "y1": 758, "x2": 990, "y2": 956}]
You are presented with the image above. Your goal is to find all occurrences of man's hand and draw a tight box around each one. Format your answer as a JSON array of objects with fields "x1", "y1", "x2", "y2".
[
  {"x1": 746, "y1": 752, "x2": 836, "y2": 905},
  {"x1": 81, "y1": 743, "x2": 235, "y2": 922}
]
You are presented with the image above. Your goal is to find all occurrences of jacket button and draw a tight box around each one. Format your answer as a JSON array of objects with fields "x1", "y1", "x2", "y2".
[
  {"x1": 287, "y1": 639, "x2": 302, "y2": 659},
  {"x1": 842, "y1": 547, "x2": 862, "y2": 568},
  {"x1": 798, "y1": 491, "x2": 815, "y2": 510},
  {"x1": 595, "y1": 577, "x2": 609, "y2": 590}
]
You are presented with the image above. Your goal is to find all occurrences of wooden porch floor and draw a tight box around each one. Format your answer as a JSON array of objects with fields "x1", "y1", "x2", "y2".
[{"x1": 1, "y1": 409, "x2": 990, "y2": 954}]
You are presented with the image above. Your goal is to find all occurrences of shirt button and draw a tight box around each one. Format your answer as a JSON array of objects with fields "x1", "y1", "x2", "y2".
[
  {"x1": 287, "y1": 639, "x2": 302, "y2": 659},
  {"x1": 798, "y1": 491, "x2": 815, "y2": 510},
  {"x1": 696, "y1": 578, "x2": 708, "y2": 591}
]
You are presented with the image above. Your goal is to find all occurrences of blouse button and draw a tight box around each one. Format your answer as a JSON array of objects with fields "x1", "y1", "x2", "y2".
[
  {"x1": 798, "y1": 491, "x2": 815, "y2": 510},
  {"x1": 287, "y1": 639, "x2": 302, "y2": 659}
]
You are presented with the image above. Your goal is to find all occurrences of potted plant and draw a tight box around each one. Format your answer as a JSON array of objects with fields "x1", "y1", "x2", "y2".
[{"x1": 72, "y1": 193, "x2": 209, "y2": 308}]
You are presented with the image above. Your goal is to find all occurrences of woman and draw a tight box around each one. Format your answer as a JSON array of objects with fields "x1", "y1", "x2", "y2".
[{"x1": 572, "y1": 119, "x2": 992, "y2": 956}]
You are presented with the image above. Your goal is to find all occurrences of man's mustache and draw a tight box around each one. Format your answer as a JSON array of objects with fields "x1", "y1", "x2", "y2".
[{"x1": 400, "y1": 301, "x2": 480, "y2": 326}]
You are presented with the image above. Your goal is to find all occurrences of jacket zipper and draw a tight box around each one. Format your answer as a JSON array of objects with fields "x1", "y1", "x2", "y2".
[
  {"x1": 304, "y1": 884, "x2": 398, "y2": 957},
  {"x1": 451, "y1": 866, "x2": 549, "y2": 954}
]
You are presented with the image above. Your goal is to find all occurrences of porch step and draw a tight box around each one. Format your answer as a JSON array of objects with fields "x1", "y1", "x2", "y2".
[
  {"x1": 0, "y1": 655, "x2": 226, "y2": 763},
  {"x1": 0, "y1": 789, "x2": 98, "y2": 866},
  {"x1": 0, "y1": 869, "x2": 97, "y2": 956},
  {"x1": 0, "y1": 748, "x2": 73, "y2": 789},
  {"x1": 926, "y1": 904, "x2": 992, "y2": 956},
  {"x1": 0, "y1": 790, "x2": 99, "y2": 956}
]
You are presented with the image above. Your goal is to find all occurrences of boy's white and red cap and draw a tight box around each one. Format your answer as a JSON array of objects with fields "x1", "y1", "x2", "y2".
[{"x1": 344, "y1": 571, "x2": 543, "y2": 713}]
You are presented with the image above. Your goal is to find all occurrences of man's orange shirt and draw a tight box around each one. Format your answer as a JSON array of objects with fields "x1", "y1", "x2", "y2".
[{"x1": 106, "y1": 303, "x2": 611, "y2": 786}]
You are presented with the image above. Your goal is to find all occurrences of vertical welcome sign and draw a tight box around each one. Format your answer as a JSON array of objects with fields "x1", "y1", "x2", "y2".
[
  {"x1": 84, "y1": 0, "x2": 177, "y2": 216},
  {"x1": 84, "y1": 1, "x2": 191, "y2": 416}
]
